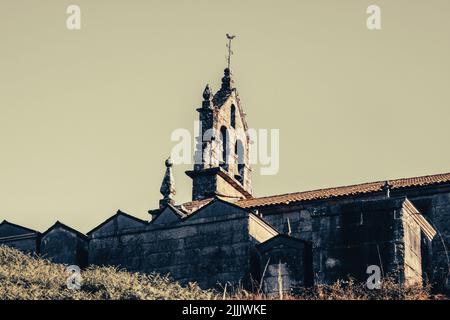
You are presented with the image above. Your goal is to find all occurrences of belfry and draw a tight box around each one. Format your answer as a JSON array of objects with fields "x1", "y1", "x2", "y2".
[{"x1": 186, "y1": 35, "x2": 252, "y2": 201}]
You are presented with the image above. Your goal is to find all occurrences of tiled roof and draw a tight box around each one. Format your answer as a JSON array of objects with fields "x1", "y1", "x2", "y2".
[
  {"x1": 237, "y1": 172, "x2": 450, "y2": 208},
  {"x1": 179, "y1": 172, "x2": 450, "y2": 212},
  {"x1": 178, "y1": 198, "x2": 215, "y2": 214}
]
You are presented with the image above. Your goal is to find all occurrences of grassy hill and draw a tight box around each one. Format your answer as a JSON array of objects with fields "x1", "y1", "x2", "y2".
[
  {"x1": 0, "y1": 245, "x2": 441, "y2": 300},
  {"x1": 0, "y1": 245, "x2": 215, "y2": 300}
]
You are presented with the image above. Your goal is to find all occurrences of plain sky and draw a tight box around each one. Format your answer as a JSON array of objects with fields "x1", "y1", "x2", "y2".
[{"x1": 1, "y1": 0, "x2": 449, "y2": 232}]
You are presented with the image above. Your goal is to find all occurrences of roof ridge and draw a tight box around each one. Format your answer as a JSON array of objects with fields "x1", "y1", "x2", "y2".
[
  {"x1": 42, "y1": 221, "x2": 88, "y2": 239},
  {"x1": 390, "y1": 172, "x2": 450, "y2": 183},
  {"x1": 87, "y1": 210, "x2": 148, "y2": 235},
  {"x1": 0, "y1": 220, "x2": 39, "y2": 234},
  {"x1": 237, "y1": 180, "x2": 381, "y2": 202}
]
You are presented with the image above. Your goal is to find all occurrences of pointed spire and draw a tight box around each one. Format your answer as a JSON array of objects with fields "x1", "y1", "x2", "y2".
[{"x1": 159, "y1": 157, "x2": 176, "y2": 209}]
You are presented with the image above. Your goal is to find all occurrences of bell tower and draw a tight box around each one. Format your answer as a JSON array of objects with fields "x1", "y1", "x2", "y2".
[{"x1": 185, "y1": 35, "x2": 252, "y2": 201}]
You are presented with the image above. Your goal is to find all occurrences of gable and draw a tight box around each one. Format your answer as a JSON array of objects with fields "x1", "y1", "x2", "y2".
[
  {"x1": 0, "y1": 221, "x2": 38, "y2": 238},
  {"x1": 217, "y1": 95, "x2": 248, "y2": 139},
  {"x1": 402, "y1": 199, "x2": 436, "y2": 241},
  {"x1": 186, "y1": 198, "x2": 248, "y2": 221},
  {"x1": 43, "y1": 227, "x2": 79, "y2": 242},
  {"x1": 42, "y1": 222, "x2": 87, "y2": 241},
  {"x1": 152, "y1": 206, "x2": 185, "y2": 225},
  {"x1": 248, "y1": 214, "x2": 279, "y2": 243},
  {"x1": 257, "y1": 234, "x2": 308, "y2": 253},
  {"x1": 88, "y1": 211, "x2": 147, "y2": 237},
  {"x1": 178, "y1": 198, "x2": 214, "y2": 214}
]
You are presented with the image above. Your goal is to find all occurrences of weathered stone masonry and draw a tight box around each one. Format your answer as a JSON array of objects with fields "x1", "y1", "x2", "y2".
[
  {"x1": 252, "y1": 182, "x2": 450, "y2": 289},
  {"x1": 88, "y1": 200, "x2": 278, "y2": 289}
]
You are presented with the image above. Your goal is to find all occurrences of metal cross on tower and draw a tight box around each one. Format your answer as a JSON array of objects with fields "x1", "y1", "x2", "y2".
[{"x1": 226, "y1": 33, "x2": 236, "y2": 69}]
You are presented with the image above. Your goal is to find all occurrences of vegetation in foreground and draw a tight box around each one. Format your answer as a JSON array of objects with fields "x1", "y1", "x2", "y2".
[
  {"x1": 0, "y1": 245, "x2": 214, "y2": 300},
  {"x1": 0, "y1": 245, "x2": 442, "y2": 300}
]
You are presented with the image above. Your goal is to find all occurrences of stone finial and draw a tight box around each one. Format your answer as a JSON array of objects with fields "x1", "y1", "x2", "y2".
[
  {"x1": 213, "y1": 68, "x2": 235, "y2": 106},
  {"x1": 382, "y1": 180, "x2": 392, "y2": 198},
  {"x1": 203, "y1": 84, "x2": 212, "y2": 100},
  {"x1": 202, "y1": 84, "x2": 214, "y2": 109},
  {"x1": 221, "y1": 68, "x2": 234, "y2": 92},
  {"x1": 159, "y1": 157, "x2": 176, "y2": 209}
]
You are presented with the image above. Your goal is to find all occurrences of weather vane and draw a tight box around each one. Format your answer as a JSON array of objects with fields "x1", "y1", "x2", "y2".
[{"x1": 226, "y1": 33, "x2": 236, "y2": 69}]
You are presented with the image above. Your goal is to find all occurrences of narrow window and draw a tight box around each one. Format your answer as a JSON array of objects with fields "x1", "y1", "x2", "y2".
[
  {"x1": 220, "y1": 126, "x2": 229, "y2": 169},
  {"x1": 231, "y1": 104, "x2": 236, "y2": 129},
  {"x1": 235, "y1": 139, "x2": 245, "y2": 183}
]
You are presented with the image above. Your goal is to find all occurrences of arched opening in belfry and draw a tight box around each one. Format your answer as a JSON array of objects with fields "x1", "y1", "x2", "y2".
[
  {"x1": 235, "y1": 139, "x2": 245, "y2": 183},
  {"x1": 231, "y1": 104, "x2": 236, "y2": 129},
  {"x1": 220, "y1": 126, "x2": 229, "y2": 170}
]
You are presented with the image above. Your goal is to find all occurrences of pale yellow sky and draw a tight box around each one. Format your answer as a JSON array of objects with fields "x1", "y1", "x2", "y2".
[{"x1": 1, "y1": 1, "x2": 449, "y2": 233}]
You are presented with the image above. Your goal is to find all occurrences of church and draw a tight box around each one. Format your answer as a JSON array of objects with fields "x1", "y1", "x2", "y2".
[{"x1": 1, "y1": 60, "x2": 450, "y2": 294}]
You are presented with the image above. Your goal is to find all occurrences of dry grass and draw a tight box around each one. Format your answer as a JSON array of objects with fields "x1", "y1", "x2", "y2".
[
  {"x1": 306, "y1": 278, "x2": 432, "y2": 300},
  {"x1": 0, "y1": 245, "x2": 442, "y2": 300},
  {"x1": 226, "y1": 278, "x2": 434, "y2": 300},
  {"x1": 0, "y1": 245, "x2": 215, "y2": 300}
]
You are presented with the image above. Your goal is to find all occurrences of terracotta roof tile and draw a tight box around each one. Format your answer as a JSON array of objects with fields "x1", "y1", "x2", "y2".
[
  {"x1": 236, "y1": 172, "x2": 450, "y2": 208},
  {"x1": 178, "y1": 172, "x2": 450, "y2": 212},
  {"x1": 178, "y1": 198, "x2": 214, "y2": 214}
]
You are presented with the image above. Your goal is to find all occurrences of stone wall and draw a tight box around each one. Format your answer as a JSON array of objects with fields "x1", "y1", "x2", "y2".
[
  {"x1": 312, "y1": 198, "x2": 400, "y2": 284},
  {"x1": 40, "y1": 225, "x2": 88, "y2": 268},
  {"x1": 259, "y1": 184, "x2": 450, "y2": 290},
  {"x1": 89, "y1": 200, "x2": 278, "y2": 289},
  {"x1": 255, "y1": 235, "x2": 313, "y2": 295},
  {"x1": 262, "y1": 209, "x2": 313, "y2": 242},
  {"x1": 311, "y1": 197, "x2": 431, "y2": 285},
  {"x1": 0, "y1": 235, "x2": 40, "y2": 254},
  {"x1": 2, "y1": 183, "x2": 448, "y2": 292},
  {"x1": 260, "y1": 196, "x2": 432, "y2": 286},
  {"x1": 396, "y1": 186, "x2": 450, "y2": 290},
  {"x1": 0, "y1": 221, "x2": 40, "y2": 254},
  {"x1": 402, "y1": 205, "x2": 422, "y2": 285}
]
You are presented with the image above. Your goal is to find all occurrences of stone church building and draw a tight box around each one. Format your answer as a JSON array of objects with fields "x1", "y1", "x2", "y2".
[{"x1": 1, "y1": 66, "x2": 449, "y2": 294}]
